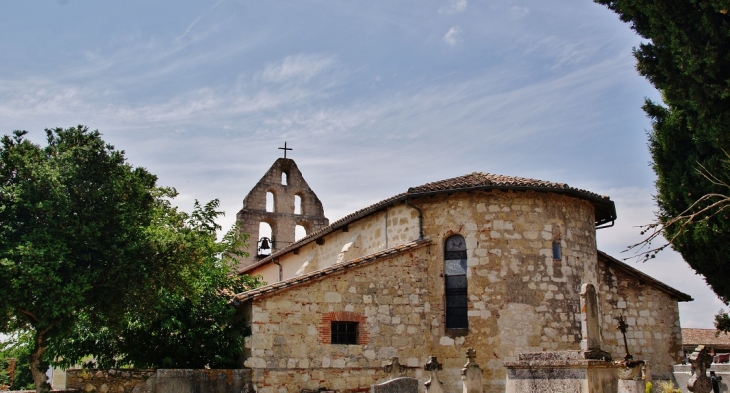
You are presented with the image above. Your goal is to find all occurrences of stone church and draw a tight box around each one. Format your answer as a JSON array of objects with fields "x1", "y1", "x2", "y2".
[{"x1": 232, "y1": 157, "x2": 691, "y2": 393}]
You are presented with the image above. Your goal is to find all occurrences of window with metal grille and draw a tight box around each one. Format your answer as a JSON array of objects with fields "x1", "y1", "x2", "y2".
[
  {"x1": 331, "y1": 321, "x2": 358, "y2": 344},
  {"x1": 444, "y1": 235, "x2": 468, "y2": 329}
]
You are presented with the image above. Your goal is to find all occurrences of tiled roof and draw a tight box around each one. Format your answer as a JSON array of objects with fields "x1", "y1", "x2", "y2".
[
  {"x1": 239, "y1": 172, "x2": 616, "y2": 275},
  {"x1": 682, "y1": 328, "x2": 730, "y2": 349},
  {"x1": 234, "y1": 238, "x2": 431, "y2": 301},
  {"x1": 410, "y1": 172, "x2": 577, "y2": 194},
  {"x1": 597, "y1": 251, "x2": 693, "y2": 302}
]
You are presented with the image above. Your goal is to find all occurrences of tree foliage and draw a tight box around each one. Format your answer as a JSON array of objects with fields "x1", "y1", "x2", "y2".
[
  {"x1": 0, "y1": 126, "x2": 260, "y2": 391},
  {"x1": 47, "y1": 200, "x2": 262, "y2": 369},
  {"x1": 0, "y1": 331, "x2": 37, "y2": 390},
  {"x1": 594, "y1": 0, "x2": 730, "y2": 318}
]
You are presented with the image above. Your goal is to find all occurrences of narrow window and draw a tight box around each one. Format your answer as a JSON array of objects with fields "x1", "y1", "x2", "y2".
[
  {"x1": 552, "y1": 241, "x2": 562, "y2": 260},
  {"x1": 295, "y1": 225, "x2": 307, "y2": 241},
  {"x1": 444, "y1": 235, "x2": 468, "y2": 329},
  {"x1": 266, "y1": 191, "x2": 275, "y2": 212},
  {"x1": 294, "y1": 194, "x2": 302, "y2": 215},
  {"x1": 281, "y1": 172, "x2": 288, "y2": 185},
  {"x1": 331, "y1": 321, "x2": 358, "y2": 344}
]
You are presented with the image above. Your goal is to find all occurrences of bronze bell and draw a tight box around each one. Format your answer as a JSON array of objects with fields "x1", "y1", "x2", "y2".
[{"x1": 259, "y1": 237, "x2": 271, "y2": 250}]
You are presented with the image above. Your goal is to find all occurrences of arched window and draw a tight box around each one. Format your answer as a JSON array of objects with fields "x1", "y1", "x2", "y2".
[
  {"x1": 444, "y1": 235, "x2": 468, "y2": 329},
  {"x1": 258, "y1": 222, "x2": 273, "y2": 257},
  {"x1": 295, "y1": 225, "x2": 307, "y2": 241},
  {"x1": 266, "y1": 191, "x2": 275, "y2": 212},
  {"x1": 294, "y1": 194, "x2": 302, "y2": 215},
  {"x1": 281, "y1": 172, "x2": 288, "y2": 185}
]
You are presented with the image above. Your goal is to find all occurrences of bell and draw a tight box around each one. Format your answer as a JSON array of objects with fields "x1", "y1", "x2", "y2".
[{"x1": 259, "y1": 238, "x2": 271, "y2": 250}]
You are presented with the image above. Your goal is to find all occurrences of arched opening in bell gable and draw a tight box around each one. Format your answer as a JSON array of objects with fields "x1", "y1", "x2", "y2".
[
  {"x1": 257, "y1": 222, "x2": 273, "y2": 257},
  {"x1": 266, "y1": 191, "x2": 275, "y2": 212},
  {"x1": 294, "y1": 194, "x2": 303, "y2": 215}
]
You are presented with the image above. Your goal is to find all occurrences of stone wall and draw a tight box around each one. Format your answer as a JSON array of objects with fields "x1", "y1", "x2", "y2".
[
  {"x1": 67, "y1": 369, "x2": 155, "y2": 392},
  {"x1": 66, "y1": 369, "x2": 253, "y2": 393},
  {"x1": 244, "y1": 190, "x2": 602, "y2": 393},
  {"x1": 244, "y1": 247, "x2": 433, "y2": 392},
  {"x1": 253, "y1": 203, "x2": 420, "y2": 284},
  {"x1": 415, "y1": 190, "x2": 598, "y2": 392},
  {"x1": 597, "y1": 260, "x2": 684, "y2": 379},
  {"x1": 674, "y1": 363, "x2": 729, "y2": 393}
]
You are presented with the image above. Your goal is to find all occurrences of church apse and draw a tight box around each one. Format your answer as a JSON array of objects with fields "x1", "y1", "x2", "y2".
[{"x1": 235, "y1": 157, "x2": 329, "y2": 271}]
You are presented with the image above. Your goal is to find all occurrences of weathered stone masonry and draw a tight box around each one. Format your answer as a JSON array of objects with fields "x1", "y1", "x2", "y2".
[{"x1": 234, "y1": 169, "x2": 692, "y2": 393}]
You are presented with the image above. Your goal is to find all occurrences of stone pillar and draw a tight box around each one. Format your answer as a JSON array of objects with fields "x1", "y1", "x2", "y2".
[
  {"x1": 617, "y1": 361, "x2": 645, "y2": 393},
  {"x1": 461, "y1": 348, "x2": 483, "y2": 393},
  {"x1": 580, "y1": 283, "x2": 611, "y2": 360},
  {"x1": 424, "y1": 356, "x2": 444, "y2": 393}
]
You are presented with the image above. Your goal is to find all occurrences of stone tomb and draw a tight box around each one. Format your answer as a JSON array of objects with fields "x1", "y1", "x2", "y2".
[{"x1": 504, "y1": 351, "x2": 619, "y2": 393}]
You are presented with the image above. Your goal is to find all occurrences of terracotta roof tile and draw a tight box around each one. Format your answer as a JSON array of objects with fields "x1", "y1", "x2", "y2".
[
  {"x1": 682, "y1": 328, "x2": 730, "y2": 349},
  {"x1": 407, "y1": 172, "x2": 606, "y2": 200}
]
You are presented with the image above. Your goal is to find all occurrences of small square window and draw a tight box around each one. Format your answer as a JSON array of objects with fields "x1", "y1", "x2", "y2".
[{"x1": 331, "y1": 321, "x2": 358, "y2": 344}]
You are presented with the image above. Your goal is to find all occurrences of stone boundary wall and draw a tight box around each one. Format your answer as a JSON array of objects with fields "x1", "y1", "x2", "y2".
[
  {"x1": 674, "y1": 363, "x2": 729, "y2": 393},
  {"x1": 66, "y1": 369, "x2": 253, "y2": 393}
]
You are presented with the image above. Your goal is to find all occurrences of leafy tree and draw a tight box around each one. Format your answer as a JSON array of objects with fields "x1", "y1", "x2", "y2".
[
  {"x1": 0, "y1": 126, "x2": 258, "y2": 391},
  {"x1": 1, "y1": 331, "x2": 37, "y2": 390},
  {"x1": 594, "y1": 0, "x2": 730, "y2": 328},
  {"x1": 47, "y1": 200, "x2": 262, "y2": 369}
]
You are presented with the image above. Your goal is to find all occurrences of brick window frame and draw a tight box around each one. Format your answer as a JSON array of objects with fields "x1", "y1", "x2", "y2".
[{"x1": 319, "y1": 311, "x2": 369, "y2": 345}]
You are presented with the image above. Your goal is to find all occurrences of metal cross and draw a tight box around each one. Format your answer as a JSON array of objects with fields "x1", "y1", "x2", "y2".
[
  {"x1": 617, "y1": 314, "x2": 633, "y2": 362},
  {"x1": 278, "y1": 142, "x2": 293, "y2": 158}
]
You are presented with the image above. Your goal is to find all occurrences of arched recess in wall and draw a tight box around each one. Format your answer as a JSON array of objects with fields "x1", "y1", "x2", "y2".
[
  {"x1": 294, "y1": 194, "x2": 303, "y2": 215},
  {"x1": 281, "y1": 172, "x2": 288, "y2": 185},
  {"x1": 295, "y1": 225, "x2": 307, "y2": 242},
  {"x1": 444, "y1": 234, "x2": 468, "y2": 329},
  {"x1": 266, "y1": 191, "x2": 275, "y2": 212},
  {"x1": 258, "y1": 222, "x2": 273, "y2": 256}
]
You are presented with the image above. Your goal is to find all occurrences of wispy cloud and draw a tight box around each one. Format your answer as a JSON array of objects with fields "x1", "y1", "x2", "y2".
[
  {"x1": 259, "y1": 54, "x2": 337, "y2": 84},
  {"x1": 511, "y1": 5, "x2": 530, "y2": 17},
  {"x1": 443, "y1": 26, "x2": 462, "y2": 46},
  {"x1": 439, "y1": 0, "x2": 467, "y2": 14},
  {"x1": 177, "y1": 0, "x2": 224, "y2": 41}
]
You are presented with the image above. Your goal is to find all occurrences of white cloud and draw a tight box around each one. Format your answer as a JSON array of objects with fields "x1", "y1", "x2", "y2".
[
  {"x1": 443, "y1": 26, "x2": 462, "y2": 46},
  {"x1": 439, "y1": 0, "x2": 467, "y2": 14},
  {"x1": 511, "y1": 6, "x2": 529, "y2": 17},
  {"x1": 259, "y1": 54, "x2": 336, "y2": 84}
]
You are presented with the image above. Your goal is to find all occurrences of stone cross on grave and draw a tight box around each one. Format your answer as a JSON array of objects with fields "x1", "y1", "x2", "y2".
[
  {"x1": 278, "y1": 142, "x2": 293, "y2": 158},
  {"x1": 424, "y1": 356, "x2": 444, "y2": 393},
  {"x1": 461, "y1": 348, "x2": 484, "y2": 393}
]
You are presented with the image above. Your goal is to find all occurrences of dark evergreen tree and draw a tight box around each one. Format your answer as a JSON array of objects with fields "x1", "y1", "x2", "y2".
[{"x1": 594, "y1": 0, "x2": 730, "y2": 327}]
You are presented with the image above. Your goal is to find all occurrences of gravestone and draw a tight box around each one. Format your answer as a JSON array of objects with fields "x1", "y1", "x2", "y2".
[
  {"x1": 424, "y1": 356, "x2": 444, "y2": 393},
  {"x1": 371, "y1": 377, "x2": 419, "y2": 393},
  {"x1": 687, "y1": 346, "x2": 713, "y2": 393},
  {"x1": 461, "y1": 348, "x2": 484, "y2": 393}
]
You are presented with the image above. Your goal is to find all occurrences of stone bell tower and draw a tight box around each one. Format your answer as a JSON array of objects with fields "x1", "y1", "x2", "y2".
[{"x1": 235, "y1": 154, "x2": 328, "y2": 271}]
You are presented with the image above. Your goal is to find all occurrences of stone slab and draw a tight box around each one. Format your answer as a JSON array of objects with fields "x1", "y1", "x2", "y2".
[{"x1": 371, "y1": 377, "x2": 419, "y2": 393}]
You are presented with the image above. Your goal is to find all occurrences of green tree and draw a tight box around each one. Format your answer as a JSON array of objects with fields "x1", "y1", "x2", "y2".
[
  {"x1": 594, "y1": 0, "x2": 730, "y2": 327},
  {"x1": 47, "y1": 200, "x2": 262, "y2": 369},
  {"x1": 1, "y1": 331, "x2": 37, "y2": 390},
  {"x1": 0, "y1": 126, "x2": 249, "y2": 391}
]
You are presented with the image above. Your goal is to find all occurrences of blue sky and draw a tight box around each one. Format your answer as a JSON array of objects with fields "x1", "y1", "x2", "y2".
[{"x1": 0, "y1": 0, "x2": 723, "y2": 328}]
